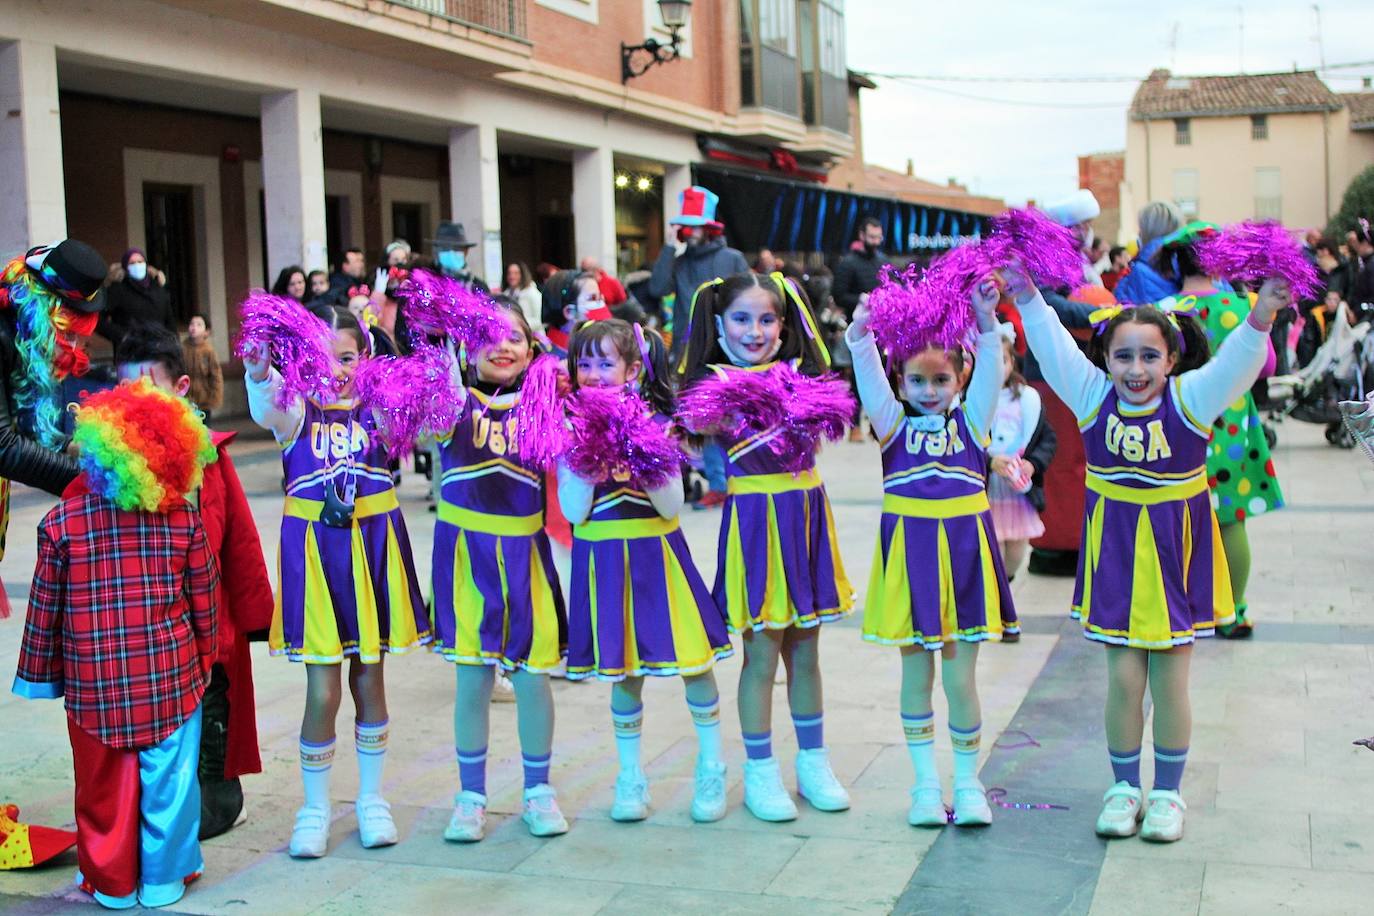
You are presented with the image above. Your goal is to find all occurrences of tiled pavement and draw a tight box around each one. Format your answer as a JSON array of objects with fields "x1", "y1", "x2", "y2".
[{"x1": 1, "y1": 416, "x2": 1371, "y2": 915}]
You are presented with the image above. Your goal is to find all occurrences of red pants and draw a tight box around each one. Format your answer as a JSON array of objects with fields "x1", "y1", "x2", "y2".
[
  {"x1": 68, "y1": 707, "x2": 203, "y2": 900},
  {"x1": 1029, "y1": 381, "x2": 1086, "y2": 553}
]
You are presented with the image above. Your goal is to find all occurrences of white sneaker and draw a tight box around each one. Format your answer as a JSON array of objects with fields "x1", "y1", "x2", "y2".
[
  {"x1": 355, "y1": 794, "x2": 398, "y2": 848},
  {"x1": 443, "y1": 791, "x2": 487, "y2": 842},
  {"x1": 691, "y1": 760, "x2": 728, "y2": 823},
  {"x1": 951, "y1": 783, "x2": 992, "y2": 827},
  {"x1": 742, "y1": 758, "x2": 798, "y2": 822},
  {"x1": 288, "y1": 805, "x2": 330, "y2": 858},
  {"x1": 1094, "y1": 781, "x2": 1143, "y2": 838},
  {"x1": 611, "y1": 770, "x2": 651, "y2": 822},
  {"x1": 522, "y1": 784, "x2": 570, "y2": 837},
  {"x1": 492, "y1": 673, "x2": 516, "y2": 703},
  {"x1": 795, "y1": 748, "x2": 851, "y2": 812},
  {"x1": 908, "y1": 786, "x2": 947, "y2": 827},
  {"x1": 1139, "y1": 789, "x2": 1186, "y2": 842}
]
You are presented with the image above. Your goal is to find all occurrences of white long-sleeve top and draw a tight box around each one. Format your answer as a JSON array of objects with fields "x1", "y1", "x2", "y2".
[
  {"x1": 245, "y1": 368, "x2": 306, "y2": 444},
  {"x1": 1017, "y1": 290, "x2": 1268, "y2": 426},
  {"x1": 556, "y1": 461, "x2": 685, "y2": 525},
  {"x1": 845, "y1": 323, "x2": 1004, "y2": 446}
]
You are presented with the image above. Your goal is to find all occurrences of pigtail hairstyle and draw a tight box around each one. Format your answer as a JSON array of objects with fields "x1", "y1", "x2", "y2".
[
  {"x1": 1152, "y1": 238, "x2": 1207, "y2": 288},
  {"x1": 1087, "y1": 306, "x2": 1210, "y2": 376},
  {"x1": 676, "y1": 271, "x2": 829, "y2": 387}
]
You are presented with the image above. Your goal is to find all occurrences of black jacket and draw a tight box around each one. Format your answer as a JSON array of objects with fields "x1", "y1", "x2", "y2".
[
  {"x1": 832, "y1": 248, "x2": 893, "y2": 317},
  {"x1": 98, "y1": 277, "x2": 175, "y2": 346},
  {"x1": 1022, "y1": 404, "x2": 1057, "y2": 512},
  {"x1": 0, "y1": 312, "x2": 81, "y2": 496}
]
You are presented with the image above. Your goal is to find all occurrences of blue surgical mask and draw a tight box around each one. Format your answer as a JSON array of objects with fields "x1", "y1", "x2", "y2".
[
  {"x1": 127, "y1": 262, "x2": 148, "y2": 282},
  {"x1": 438, "y1": 249, "x2": 466, "y2": 273}
]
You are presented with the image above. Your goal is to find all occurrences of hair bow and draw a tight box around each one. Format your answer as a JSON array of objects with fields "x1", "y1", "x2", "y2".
[
  {"x1": 633, "y1": 322, "x2": 654, "y2": 381},
  {"x1": 1089, "y1": 295, "x2": 1197, "y2": 335},
  {"x1": 768, "y1": 271, "x2": 831, "y2": 368}
]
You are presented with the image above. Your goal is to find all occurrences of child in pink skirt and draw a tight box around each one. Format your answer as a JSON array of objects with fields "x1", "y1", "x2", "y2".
[{"x1": 987, "y1": 325, "x2": 1048, "y2": 580}]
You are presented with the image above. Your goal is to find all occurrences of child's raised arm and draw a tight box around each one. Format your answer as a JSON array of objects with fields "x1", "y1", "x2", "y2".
[
  {"x1": 243, "y1": 344, "x2": 305, "y2": 443},
  {"x1": 1178, "y1": 278, "x2": 1290, "y2": 425},
  {"x1": 962, "y1": 277, "x2": 1006, "y2": 445},
  {"x1": 1013, "y1": 276, "x2": 1112, "y2": 422},
  {"x1": 845, "y1": 301, "x2": 905, "y2": 444}
]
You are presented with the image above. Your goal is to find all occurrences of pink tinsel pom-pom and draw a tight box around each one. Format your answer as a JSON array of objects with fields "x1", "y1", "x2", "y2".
[
  {"x1": 510, "y1": 353, "x2": 569, "y2": 470},
  {"x1": 984, "y1": 207, "x2": 1087, "y2": 292},
  {"x1": 395, "y1": 269, "x2": 512, "y2": 352},
  {"x1": 1194, "y1": 220, "x2": 1322, "y2": 301},
  {"x1": 867, "y1": 250, "x2": 979, "y2": 360},
  {"x1": 565, "y1": 387, "x2": 682, "y2": 490},
  {"x1": 234, "y1": 291, "x2": 339, "y2": 409},
  {"x1": 351, "y1": 345, "x2": 459, "y2": 460},
  {"x1": 678, "y1": 363, "x2": 854, "y2": 472}
]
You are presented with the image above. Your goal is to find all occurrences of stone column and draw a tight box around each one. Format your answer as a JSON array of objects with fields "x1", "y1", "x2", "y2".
[
  {"x1": 0, "y1": 40, "x2": 67, "y2": 258},
  {"x1": 260, "y1": 88, "x2": 328, "y2": 276},
  {"x1": 449, "y1": 123, "x2": 502, "y2": 286},
  {"x1": 572, "y1": 146, "x2": 616, "y2": 273}
]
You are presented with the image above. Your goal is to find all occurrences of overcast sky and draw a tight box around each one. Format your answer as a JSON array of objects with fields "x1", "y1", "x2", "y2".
[{"x1": 847, "y1": 0, "x2": 1374, "y2": 206}]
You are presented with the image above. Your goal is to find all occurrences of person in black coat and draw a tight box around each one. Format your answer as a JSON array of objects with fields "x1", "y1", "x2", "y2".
[
  {"x1": 0, "y1": 241, "x2": 109, "y2": 498},
  {"x1": 97, "y1": 248, "x2": 175, "y2": 347},
  {"x1": 831, "y1": 217, "x2": 893, "y2": 319}
]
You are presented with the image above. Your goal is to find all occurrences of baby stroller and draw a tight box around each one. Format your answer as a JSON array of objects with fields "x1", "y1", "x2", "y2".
[{"x1": 1267, "y1": 303, "x2": 1374, "y2": 449}]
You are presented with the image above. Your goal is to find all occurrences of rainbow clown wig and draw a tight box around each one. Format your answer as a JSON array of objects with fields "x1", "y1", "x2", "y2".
[
  {"x1": 0, "y1": 256, "x2": 99, "y2": 450},
  {"x1": 72, "y1": 378, "x2": 216, "y2": 513}
]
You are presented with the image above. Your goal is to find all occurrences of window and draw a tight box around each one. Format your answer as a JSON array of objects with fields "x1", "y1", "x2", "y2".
[
  {"x1": 1174, "y1": 118, "x2": 1191, "y2": 145},
  {"x1": 1172, "y1": 169, "x2": 1199, "y2": 218},
  {"x1": 799, "y1": 0, "x2": 847, "y2": 129},
  {"x1": 760, "y1": 0, "x2": 796, "y2": 55},
  {"x1": 817, "y1": 0, "x2": 845, "y2": 78},
  {"x1": 391, "y1": 202, "x2": 424, "y2": 253},
  {"x1": 1251, "y1": 114, "x2": 1268, "y2": 140},
  {"x1": 1254, "y1": 167, "x2": 1281, "y2": 220},
  {"x1": 740, "y1": 0, "x2": 756, "y2": 107}
]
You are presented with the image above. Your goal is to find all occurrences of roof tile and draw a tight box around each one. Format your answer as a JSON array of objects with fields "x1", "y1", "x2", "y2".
[{"x1": 1130, "y1": 68, "x2": 1341, "y2": 119}]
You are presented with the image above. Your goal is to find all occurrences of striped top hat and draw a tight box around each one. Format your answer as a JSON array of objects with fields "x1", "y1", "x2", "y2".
[{"x1": 671, "y1": 186, "x2": 723, "y2": 228}]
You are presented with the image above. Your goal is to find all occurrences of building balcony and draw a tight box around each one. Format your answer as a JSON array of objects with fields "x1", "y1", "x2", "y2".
[{"x1": 388, "y1": 0, "x2": 528, "y2": 42}]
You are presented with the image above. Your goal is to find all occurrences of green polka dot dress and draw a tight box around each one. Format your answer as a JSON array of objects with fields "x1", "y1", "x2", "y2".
[{"x1": 1193, "y1": 290, "x2": 1284, "y2": 524}]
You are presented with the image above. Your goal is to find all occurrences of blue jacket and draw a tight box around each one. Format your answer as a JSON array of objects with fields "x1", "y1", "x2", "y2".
[{"x1": 1113, "y1": 238, "x2": 1179, "y2": 305}]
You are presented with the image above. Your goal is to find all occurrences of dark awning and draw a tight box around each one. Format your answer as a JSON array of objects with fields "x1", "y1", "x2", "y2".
[{"x1": 692, "y1": 164, "x2": 990, "y2": 257}]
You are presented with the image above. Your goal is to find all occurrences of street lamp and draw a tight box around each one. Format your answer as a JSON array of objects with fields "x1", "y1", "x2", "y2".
[{"x1": 621, "y1": 0, "x2": 693, "y2": 84}]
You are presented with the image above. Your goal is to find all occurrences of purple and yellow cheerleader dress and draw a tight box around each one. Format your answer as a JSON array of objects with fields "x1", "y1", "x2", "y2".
[
  {"x1": 270, "y1": 399, "x2": 429, "y2": 663},
  {"x1": 705, "y1": 364, "x2": 853, "y2": 632},
  {"x1": 430, "y1": 387, "x2": 567, "y2": 672},
  {"x1": 1018, "y1": 292, "x2": 1272, "y2": 650},
  {"x1": 564, "y1": 465, "x2": 734, "y2": 681},
  {"x1": 849, "y1": 328, "x2": 1016, "y2": 647}
]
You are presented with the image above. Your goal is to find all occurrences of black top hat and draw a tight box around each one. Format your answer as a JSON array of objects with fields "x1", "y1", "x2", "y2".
[
  {"x1": 23, "y1": 241, "x2": 108, "y2": 313},
  {"x1": 430, "y1": 221, "x2": 477, "y2": 250}
]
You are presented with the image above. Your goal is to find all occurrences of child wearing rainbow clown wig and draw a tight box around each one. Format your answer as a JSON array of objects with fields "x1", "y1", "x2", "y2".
[
  {"x1": 14, "y1": 379, "x2": 219, "y2": 909},
  {"x1": 1012, "y1": 266, "x2": 1291, "y2": 842}
]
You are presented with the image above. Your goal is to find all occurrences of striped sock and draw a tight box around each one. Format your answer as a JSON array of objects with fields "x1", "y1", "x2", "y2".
[
  {"x1": 950, "y1": 722, "x2": 982, "y2": 787},
  {"x1": 1108, "y1": 747, "x2": 1142, "y2": 788},
  {"x1": 902, "y1": 713, "x2": 938, "y2": 787},
  {"x1": 687, "y1": 697, "x2": 722, "y2": 765},
  {"x1": 1153, "y1": 745, "x2": 1188, "y2": 792},
  {"x1": 612, "y1": 702, "x2": 644, "y2": 774},
  {"x1": 456, "y1": 745, "x2": 488, "y2": 798},
  {"x1": 522, "y1": 751, "x2": 552, "y2": 789},
  {"x1": 792, "y1": 713, "x2": 824, "y2": 751},
  {"x1": 300, "y1": 737, "x2": 335, "y2": 810},
  {"x1": 355, "y1": 719, "x2": 389, "y2": 798},
  {"x1": 742, "y1": 730, "x2": 772, "y2": 761}
]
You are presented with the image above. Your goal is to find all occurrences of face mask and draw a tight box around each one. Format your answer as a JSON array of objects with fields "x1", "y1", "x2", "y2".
[
  {"x1": 127, "y1": 262, "x2": 147, "y2": 282},
  {"x1": 438, "y1": 250, "x2": 466, "y2": 273},
  {"x1": 714, "y1": 315, "x2": 782, "y2": 368}
]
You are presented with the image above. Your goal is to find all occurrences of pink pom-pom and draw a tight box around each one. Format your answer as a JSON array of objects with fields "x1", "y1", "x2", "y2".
[
  {"x1": 234, "y1": 291, "x2": 338, "y2": 409},
  {"x1": 867, "y1": 250, "x2": 979, "y2": 360},
  {"x1": 352, "y1": 345, "x2": 459, "y2": 460},
  {"x1": 565, "y1": 387, "x2": 682, "y2": 490},
  {"x1": 510, "y1": 353, "x2": 568, "y2": 470},
  {"x1": 1194, "y1": 220, "x2": 1322, "y2": 301},
  {"x1": 395, "y1": 269, "x2": 512, "y2": 352},
  {"x1": 678, "y1": 363, "x2": 854, "y2": 472},
  {"x1": 984, "y1": 207, "x2": 1087, "y2": 292}
]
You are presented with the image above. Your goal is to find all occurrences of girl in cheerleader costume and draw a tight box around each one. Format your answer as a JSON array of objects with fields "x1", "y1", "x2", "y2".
[
  {"x1": 244, "y1": 303, "x2": 430, "y2": 859},
  {"x1": 676, "y1": 272, "x2": 853, "y2": 823},
  {"x1": 1152, "y1": 222, "x2": 1284, "y2": 638},
  {"x1": 1012, "y1": 267, "x2": 1291, "y2": 842},
  {"x1": 557, "y1": 319, "x2": 734, "y2": 823},
  {"x1": 429, "y1": 302, "x2": 570, "y2": 843},
  {"x1": 848, "y1": 277, "x2": 1016, "y2": 829}
]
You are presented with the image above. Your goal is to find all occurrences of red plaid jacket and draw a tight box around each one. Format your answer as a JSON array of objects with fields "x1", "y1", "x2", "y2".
[{"x1": 14, "y1": 493, "x2": 220, "y2": 750}]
